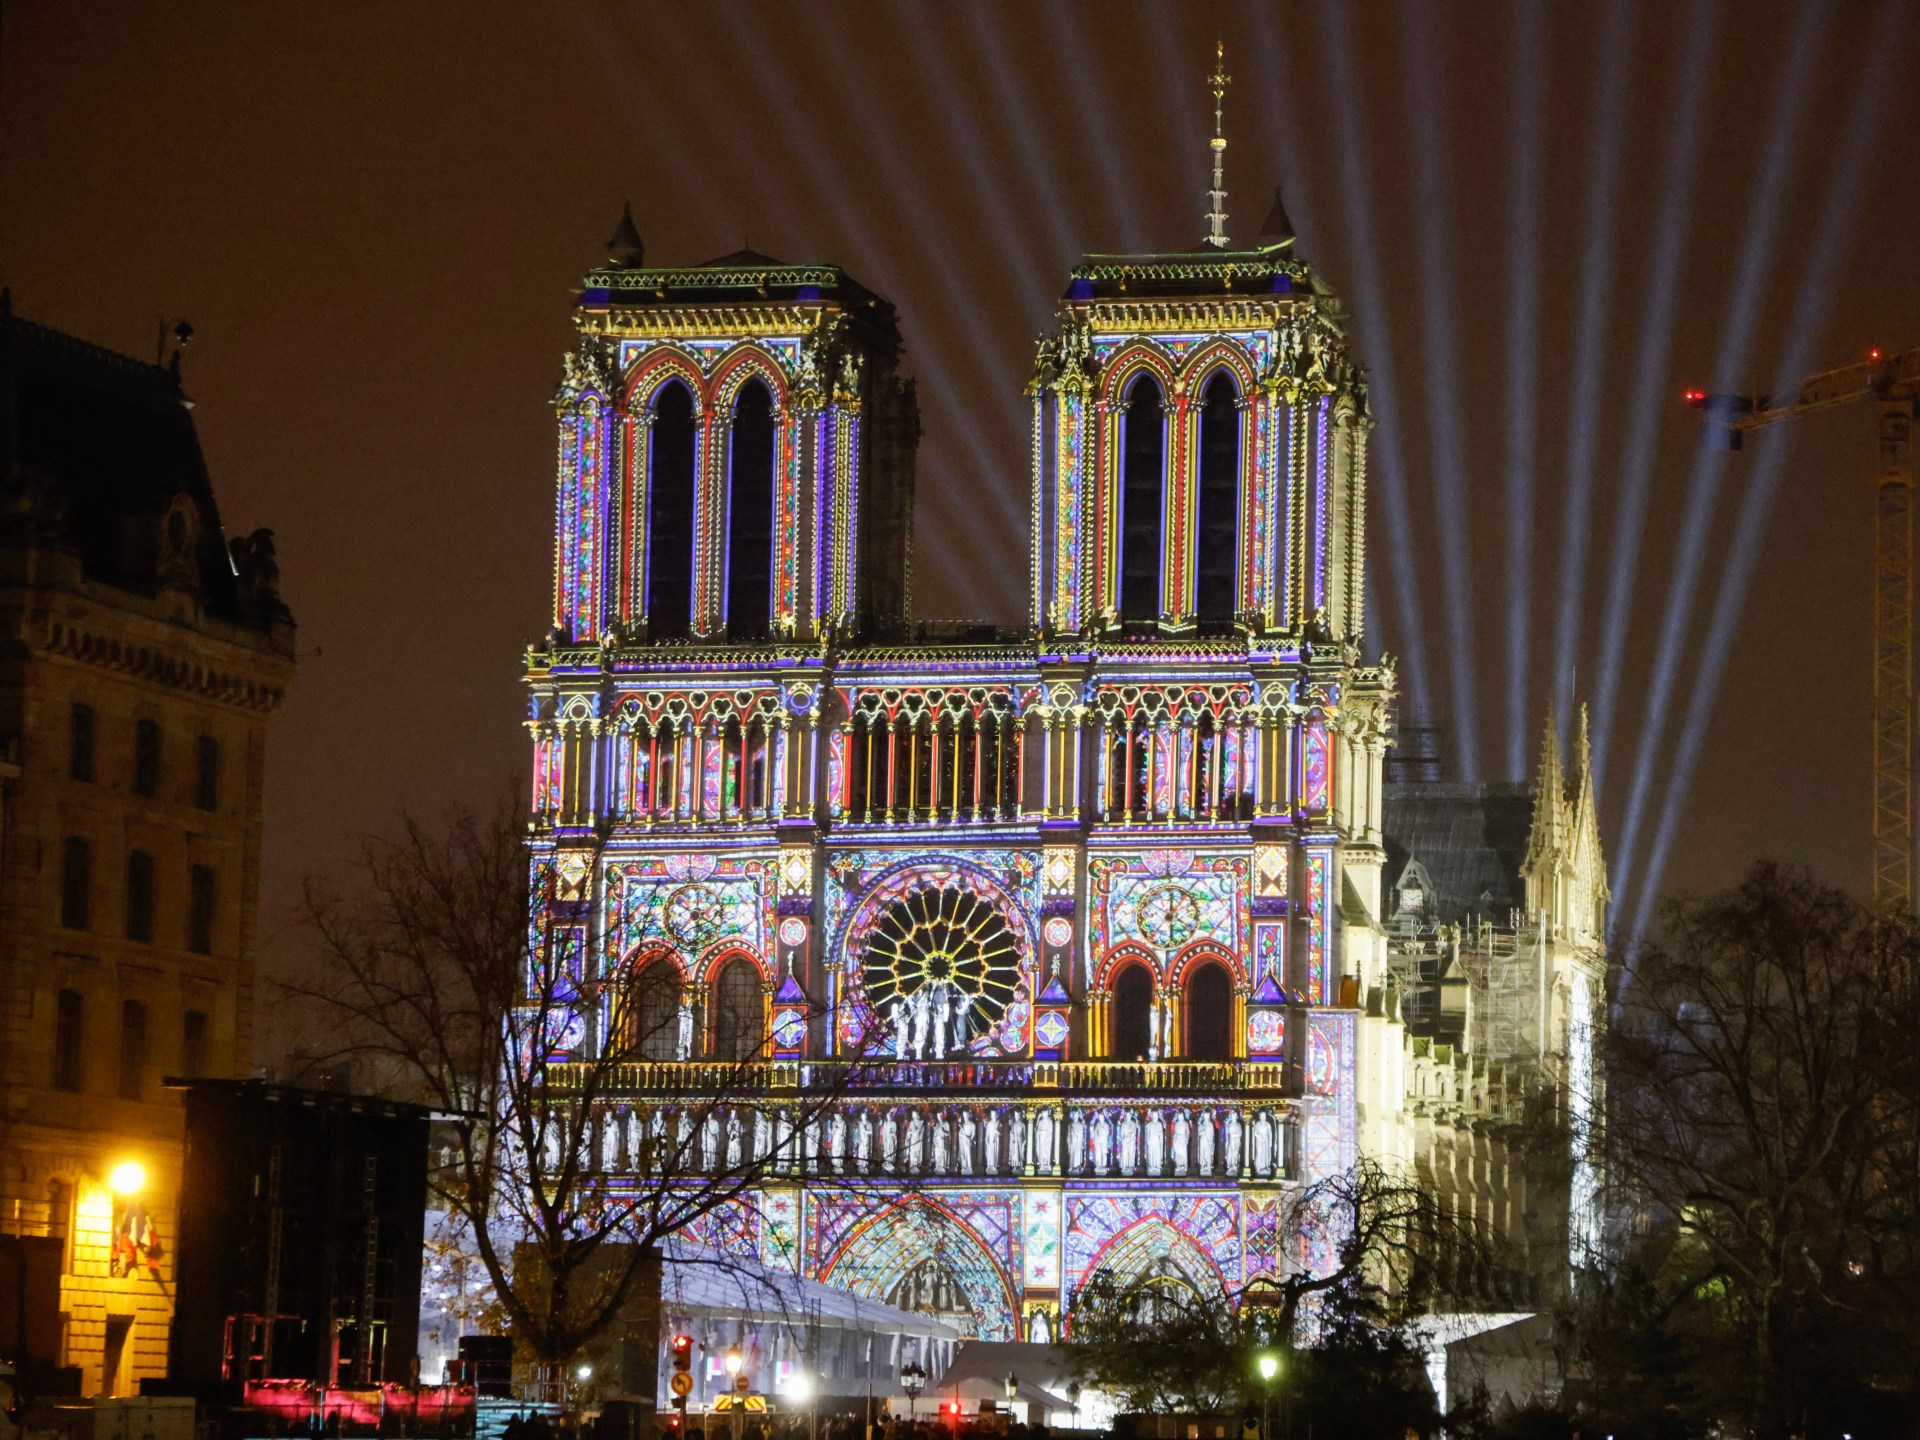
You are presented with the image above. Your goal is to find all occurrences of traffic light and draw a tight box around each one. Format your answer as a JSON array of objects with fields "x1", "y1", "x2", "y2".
[
  {"x1": 671, "y1": 1335, "x2": 693, "y2": 1375},
  {"x1": 670, "y1": 1335, "x2": 694, "y2": 1416}
]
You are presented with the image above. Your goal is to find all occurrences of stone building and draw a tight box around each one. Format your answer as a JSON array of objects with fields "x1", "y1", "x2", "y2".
[
  {"x1": 521, "y1": 56, "x2": 1608, "y2": 1343},
  {"x1": 0, "y1": 301, "x2": 295, "y2": 1393}
]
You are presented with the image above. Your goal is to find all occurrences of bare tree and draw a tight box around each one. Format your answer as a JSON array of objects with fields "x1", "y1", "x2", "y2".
[
  {"x1": 1607, "y1": 863, "x2": 1920, "y2": 1439},
  {"x1": 283, "y1": 799, "x2": 849, "y2": 1397}
]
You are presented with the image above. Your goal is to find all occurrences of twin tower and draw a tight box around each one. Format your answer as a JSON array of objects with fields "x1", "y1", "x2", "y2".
[{"x1": 547, "y1": 198, "x2": 1371, "y2": 656}]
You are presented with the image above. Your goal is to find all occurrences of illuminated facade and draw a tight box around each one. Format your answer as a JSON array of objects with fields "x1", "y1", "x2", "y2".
[
  {"x1": 527, "y1": 146, "x2": 1601, "y2": 1340},
  {"x1": 0, "y1": 308, "x2": 296, "y2": 1392}
]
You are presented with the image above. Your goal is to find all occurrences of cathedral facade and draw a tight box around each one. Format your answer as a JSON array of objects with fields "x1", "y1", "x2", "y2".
[{"x1": 525, "y1": 173, "x2": 1603, "y2": 1346}]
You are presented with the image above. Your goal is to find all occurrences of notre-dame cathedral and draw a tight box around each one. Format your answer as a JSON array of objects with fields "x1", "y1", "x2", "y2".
[{"x1": 524, "y1": 72, "x2": 1608, "y2": 1350}]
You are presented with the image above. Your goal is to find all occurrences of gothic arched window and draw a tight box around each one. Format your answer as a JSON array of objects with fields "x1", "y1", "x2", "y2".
[
  {"x1": 1195, "y1": 373, "x2": 1240, "y2": 627},
  {"x1": 623, "y1": 957, "x2": 682, "y2": 1061},
  {"x1": 1112, "y1": 961, "x2": 1154, "y2": 1062},
  {"x1": 1119, "y1": 375, "x2": 1165, "y2": 624},
  {"x1": 647, "y1": 381, "x2": 697, "y2": 636},
  {"x1": 727, "y1": 379, "x2": 776, "y2": 640},
  {"x1": 711, "y1": 956, "x2": 762, "y2": 1061},
  {"x1": 1184, "y1": 959, "x2": 1234, "y2": 1060}
]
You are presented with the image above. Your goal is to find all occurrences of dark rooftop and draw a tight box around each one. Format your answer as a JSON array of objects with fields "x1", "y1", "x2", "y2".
[
  {"x1": 0, "y1": 303, "x2": 289, "y2": 633},
  {"x1": 1382, "y1": 781, "x2": 1534, "y2": 927}
]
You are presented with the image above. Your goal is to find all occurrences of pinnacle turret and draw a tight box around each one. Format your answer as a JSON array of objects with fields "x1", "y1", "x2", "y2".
[
  {"x1": 606, "y1": 201, "x2": 645, "y2": 269},
  {"x1": 1258, "y1": 186, "x2": 1296, "y2": 246}
]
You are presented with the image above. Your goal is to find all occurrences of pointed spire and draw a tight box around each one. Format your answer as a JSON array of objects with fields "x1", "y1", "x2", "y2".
[
  {"x1": 1258, "y1": 185, "x2": 1296, "y2": 246},
  {"x1": 1526, "y1": 707, "x2": 1568, "y2": 870},
  {"x1": 607, "y1": 201, "x2": 645, "y2": 268},
  {"x1": 1203, "y1": 42, "x2": 1231, "y2": 250}
]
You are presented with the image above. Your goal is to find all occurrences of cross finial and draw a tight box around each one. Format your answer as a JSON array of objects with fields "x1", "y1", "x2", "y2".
[{"x1": 1204, "y1": 42, "x2": 1231, "y2": 250}]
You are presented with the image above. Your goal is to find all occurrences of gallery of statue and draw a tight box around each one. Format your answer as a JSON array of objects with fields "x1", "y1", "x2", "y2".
[{"x1": 525, "y1": 126, "x2": 1608, "y2": 1344}]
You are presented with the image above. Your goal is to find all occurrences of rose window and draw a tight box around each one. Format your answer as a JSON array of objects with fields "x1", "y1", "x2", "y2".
[{"x1": 861, "y1": 887, "x2": 1021, "y2": 1055}]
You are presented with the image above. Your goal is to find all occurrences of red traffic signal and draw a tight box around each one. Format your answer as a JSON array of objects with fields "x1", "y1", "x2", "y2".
[{"x1": 671, "y1": 1335, "x2": 694, "y2": 1373}]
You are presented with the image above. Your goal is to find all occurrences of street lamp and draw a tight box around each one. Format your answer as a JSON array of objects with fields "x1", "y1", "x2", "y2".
[
  {"x1": 1004, "y1": 1373, "x2": 1019, "y2": 1423},
  {"x1": 1255, "y1": 1353, "x2": 1280, "y2": 1440},
  {"x1": 724, "y1": 1347, "x2": 746, "y2": 1440},
  {"x1": 109, "y1": 1160, "x2": 145, "y2": 1194},
  {"x1": 900, "y1": 1360, "x2": 926, "y2": 1422}
]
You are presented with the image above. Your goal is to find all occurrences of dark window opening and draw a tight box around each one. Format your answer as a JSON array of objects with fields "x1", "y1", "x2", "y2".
[
  {"x1": 53, "y1": 990, "x2": 83, "y2": 1092},
  {"x1": 1185, "y1": 961, "x2": 1235, "y2": 1060},
  {"x1": 646, "y1": 381, "x2": 697, "y2": 637},
  {"x1": 1195, "y1": 374, "x2": 1241, "y2": 627},
  {"x1": 182, "y1": 1009, "x2": 209, "y2": 1079},
  {"x1": 118, "y1": 1000, "x2": 148, "y2": 1099},
  {"x1": 712, "y1": 956, "x2": 763, "y2": 1061},
  {"x1": 125, "y1": 850, "x2": 154, "y2": 943},
  {"x1": 133, "y1": 719, "x2": 160, "y2": 797},
  {"x1": 194, "y1": 735, "x2": 220, "y2": 811},
  {"x1": 188, "y1": 864, "x2": 216, "y2": 954},
  {"x1": 1119, "y1": 376, "x2": 1165, "y2": 624},
  {"x1": 726, "y1": 380, "x2": 775, "y2": 641},
  {"x1": 69, "y1": 704, "x2": 95, "y2": 782},
  {"x1": 1112, "y1": 962, "x2": 1155, "y2": 1062},
  {"x1": 624, "y1": 959, "x2": 682, "y2": 1062},
  {"x1": 60, "y1": 837, "x2": 91, "y2": 930}
]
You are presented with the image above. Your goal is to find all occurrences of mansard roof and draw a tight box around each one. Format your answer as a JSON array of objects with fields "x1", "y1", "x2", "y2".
[
  {"x1": 1064, "y1": 242, "x2": 1313, "y2": 303},
  {"x1": 0, "y1": 306, "x2": 289, "y2": 633},
  {"x1": 578, "y1": 244, "x2": 899, "y2": 339},
  {"x1": 1382, "y1": 781, "x2": 1534, "y2": 926}
]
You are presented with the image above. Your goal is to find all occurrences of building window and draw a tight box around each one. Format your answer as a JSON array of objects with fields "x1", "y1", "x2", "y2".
[
  {"x1": 1184, "y1": 959, "x2": 1235, "y2": 1060},
  {"x1": 1194, "y1": 372, "x2": 1242, "y2": 627},
  {"x1": 60, "y1": 837, "x2": 91, "y2": 930},
  {"x1": 621, "y1": 959, "x2": 682, "y2": 1061},
  {"x1": 119, "y1": 1000, "x2": 148, "y2": 1099},
  {"x1": 1112, "y1": 962, "x2": 1155, "y2": 1062},
  {"x1": 725, "y1": 379, "x2": 775, "y2": 641},
  {"x1": 181, "y1": 1008, "x2": 209, "y2": 1079},
  {"x1": 187, "y1": 865, "x2": 216, "y2": 954},
  {"x1": 712, "y1": 956, "x2": 762, "y2": 1061},
  {"x1": 1118, "y1": 374, "x2": 1166, "y2": 624},
  {"x1": 133, "y1": 719, "x2": 161, "y2": 797},
  {"x1": 69, "y1": 703, "x2": 95, "y2": 782},
  {"x1": 194, "y1": 735, "x2": 220, "y2": 811},
  {"x1": 125, "y1": 851, "x2": 155, "y2": 943},
  {"x1": 53, "y1": 989, "x2": 83, "y2": 1092},
  {"x1": 646, "y1": 380, "x2": 697, "y2": 636}
]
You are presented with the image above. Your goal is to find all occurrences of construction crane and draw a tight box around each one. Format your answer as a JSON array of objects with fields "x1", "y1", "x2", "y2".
[{"x1": 1688, "y1": 346, "x2": 1920, "y2": 909}]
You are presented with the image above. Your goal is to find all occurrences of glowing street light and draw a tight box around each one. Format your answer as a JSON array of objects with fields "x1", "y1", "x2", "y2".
[
  {"x1": 108, "y1": 1160, "x2": 145, "y2": 1195},
  {"x1": 576, "y1": 1364, "x2": 593, "y2": 1381},
  {"x1": 724, "y1": 1345, "x2": 744, "y2": 1377},
  {"x1": 1256, "y1": 1353, "x2": 1280, "y2": 1440}
]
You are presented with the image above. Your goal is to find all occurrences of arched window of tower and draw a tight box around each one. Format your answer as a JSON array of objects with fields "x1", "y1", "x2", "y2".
[
  {"x1": 726, "y1": 378, "x2": 775, "y2": 640},
  {"x1": 647, "y1": 380, "x2": 697, "y2": 637},
  {"x1": 1118, "y1": 375, "x2": 1165, "y2": 626},
  {"x1": 1184, "y1": 959, "x2": 1234, "y2": 1060},
  {"x1": 623, "y1": 957, "x2": 682, "y2": 1062},
  {"x1": 711, "y1": 955, "x2": 762, "y2": 1061},
  {"x1": 1112, "y1": 961, "x2": 1154, "y2": 1062},
  {"x1": 1195, "y1": 373, "x2": 1241, "y2": 628}
]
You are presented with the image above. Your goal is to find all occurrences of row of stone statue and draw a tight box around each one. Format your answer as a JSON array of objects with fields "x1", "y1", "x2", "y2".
[{"x1": 602, "y1": 1100, "x2": 1285, "y2": 1181}]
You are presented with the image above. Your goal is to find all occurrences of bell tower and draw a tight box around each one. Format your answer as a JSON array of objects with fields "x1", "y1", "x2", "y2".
[
  {"x1": 1027, "y1": 56, "x2": 1371, "y2": 644},
  {"x1": 549, "y1": 212, "x2": 919, "y2": 648}
]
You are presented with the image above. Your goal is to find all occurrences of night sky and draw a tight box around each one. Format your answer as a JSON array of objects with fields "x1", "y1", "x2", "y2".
[{"x1": 5, "y1": 1, "x2": 1918, "y2": 994}]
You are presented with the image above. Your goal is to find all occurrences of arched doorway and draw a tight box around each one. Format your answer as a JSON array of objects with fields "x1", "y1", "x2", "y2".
[
  {"x1": 1184, "y1": 960, "x2": 1234, "y2": 1060},
  {"x1": 819, "y1": 1199, "x2": 1018, "y2": 1341},
  {"x1": 1112, "y1": 962, "x2": 1154, "y2": 1062}
]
